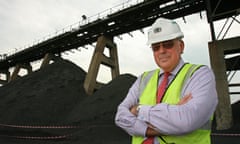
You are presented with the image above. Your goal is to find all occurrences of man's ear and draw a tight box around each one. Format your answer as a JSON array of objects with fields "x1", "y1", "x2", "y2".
[{"x1": 180, "y1": 40, "x2": 184, "y2": 54}]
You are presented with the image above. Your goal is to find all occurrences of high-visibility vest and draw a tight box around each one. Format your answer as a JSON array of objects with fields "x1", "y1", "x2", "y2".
[{"x1": 132, "y1": 63, "x2": 212, "y2": 144}]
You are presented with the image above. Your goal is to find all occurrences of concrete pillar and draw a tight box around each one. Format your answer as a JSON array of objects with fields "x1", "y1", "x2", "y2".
[
  {"x1": 0, "y1": 70, "x2": 10, "y2": 85},
  {"x1": 40, "y1": 53, "x2": 56, "y2": 68},
  {"x1": 208, "y1": 41, "x2": 233, "y2": 130},
  {"x1": 84, "y1": 35, "x2": 120, "y2": 95},
  {"x1": 9, "y1": 63, "x2": 32, "y2": 82}
]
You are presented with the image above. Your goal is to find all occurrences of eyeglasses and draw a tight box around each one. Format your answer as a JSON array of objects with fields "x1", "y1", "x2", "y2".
[{"x1": 151, "y1": 40, "x2": 176, "y2": 52}]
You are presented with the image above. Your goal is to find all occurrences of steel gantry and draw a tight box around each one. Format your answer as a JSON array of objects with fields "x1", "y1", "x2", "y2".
[{"x1": 0, "y1": 0, "x2": 239, "y2": 130}]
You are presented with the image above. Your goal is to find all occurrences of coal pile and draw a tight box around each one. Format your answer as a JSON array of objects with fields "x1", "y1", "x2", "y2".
[{"x1": 0, "y1": 58, "x2": 135, "y2": 144}]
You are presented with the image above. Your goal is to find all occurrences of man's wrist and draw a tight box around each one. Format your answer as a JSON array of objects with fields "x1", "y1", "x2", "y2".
[{"x1": 136, "y1": 105, "x2": 142, "y2": 115}]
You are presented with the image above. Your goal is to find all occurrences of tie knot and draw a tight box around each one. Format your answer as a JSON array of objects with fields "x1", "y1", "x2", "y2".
[{"x1": 163, "y1": 72, "x2": 170, "y2": 78}]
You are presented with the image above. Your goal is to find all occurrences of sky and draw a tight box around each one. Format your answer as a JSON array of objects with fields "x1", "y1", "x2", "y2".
[{"x1": 0, "y1": 0, "x2": 239, "y2": 102}]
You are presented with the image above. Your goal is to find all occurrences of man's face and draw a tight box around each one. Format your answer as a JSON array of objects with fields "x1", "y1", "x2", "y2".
[{"x1": 151, "y1": 39, "x2": 184, "y2": 72}]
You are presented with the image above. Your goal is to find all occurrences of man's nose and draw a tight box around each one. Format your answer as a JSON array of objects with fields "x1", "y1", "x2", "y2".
[{"x1": 157, "y1": 45, "x2": 166, "y2": 53}]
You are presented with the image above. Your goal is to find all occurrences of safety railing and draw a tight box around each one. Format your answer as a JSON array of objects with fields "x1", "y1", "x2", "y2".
[{"x1": 0, "y1": 0, "x2": 145, "y2": 61}]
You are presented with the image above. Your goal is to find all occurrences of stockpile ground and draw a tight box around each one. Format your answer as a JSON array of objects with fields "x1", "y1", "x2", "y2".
[
  {"x1": 0, "y1": 58, "x2": 239, "y2": 144},
  {"x1": 0, "y1": 59, "x2": 133, "y2": 144}
]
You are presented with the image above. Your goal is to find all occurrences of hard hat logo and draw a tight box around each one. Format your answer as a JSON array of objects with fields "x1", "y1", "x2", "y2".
[
  {"x1": 147, "y1": 18, "x2": 184, "y2": 45},
  {"x1": 153, "y1": 27, "x2": 162, "y2": 33}
]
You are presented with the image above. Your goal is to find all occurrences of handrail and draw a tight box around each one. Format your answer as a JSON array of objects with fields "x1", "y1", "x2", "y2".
[{"x1": 0, "y1": 0, "x2": 145, "y2": 60}]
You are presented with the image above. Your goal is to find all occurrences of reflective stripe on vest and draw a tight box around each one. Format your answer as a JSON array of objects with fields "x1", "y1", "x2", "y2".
[{"x1": 132, "y1": 63, "x2": 211, "y2": 144}]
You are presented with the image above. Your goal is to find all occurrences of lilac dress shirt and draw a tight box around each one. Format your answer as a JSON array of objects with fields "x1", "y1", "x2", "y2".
[{"x1": 115, "y1": 59, "x2": 218, "y2": 144}]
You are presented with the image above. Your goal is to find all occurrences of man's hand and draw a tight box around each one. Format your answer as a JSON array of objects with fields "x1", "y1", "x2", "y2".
[
  {"x1": 130, "y1": 105, "x2": 138, "y2": 116},
  {"x1": 177, "y1": 93, "x2": 192, "y2": 105}
]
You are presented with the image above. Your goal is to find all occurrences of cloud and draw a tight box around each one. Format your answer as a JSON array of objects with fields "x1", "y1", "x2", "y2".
[
  {"x1": 0, "y1": 0, "x2": 239, "y2": 83},
  {"x1": 0, "y1": 0, "x2": 123, "y2": 53}
]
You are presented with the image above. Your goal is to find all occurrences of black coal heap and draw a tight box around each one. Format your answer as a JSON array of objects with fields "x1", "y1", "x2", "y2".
[
  {"x1": 1, "y1": 58, "x2": 239, "y2": 144},
  {"x1": 0, "y1": 59, "x2": 135, "y2": 144}
]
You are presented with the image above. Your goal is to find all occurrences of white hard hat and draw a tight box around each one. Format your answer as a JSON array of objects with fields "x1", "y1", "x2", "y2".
[{"x1": 147, "y1": 18, "x2": 184, "y2": 45}]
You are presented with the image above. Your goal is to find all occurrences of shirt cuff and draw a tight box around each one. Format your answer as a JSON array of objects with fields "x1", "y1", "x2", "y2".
[
  {"x1": 133, "y1": 119, "x2": 148, "y2": 136},
  {"x1": 137, "y1": 105, "x2": 152, "y2": 122}
]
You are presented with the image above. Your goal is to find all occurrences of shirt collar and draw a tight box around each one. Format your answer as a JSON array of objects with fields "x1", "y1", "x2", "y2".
[{"x1": 159, "y1": 58, "x2": 185, "y2": 77}]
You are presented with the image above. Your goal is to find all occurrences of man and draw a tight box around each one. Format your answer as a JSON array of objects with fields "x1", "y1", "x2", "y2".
[{"x1": 115, "y1": 17, "x2": 218, "y2": 144}]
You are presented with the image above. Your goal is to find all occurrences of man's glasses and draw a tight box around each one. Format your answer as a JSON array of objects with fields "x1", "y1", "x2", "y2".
[{"x1": 151, "y1": 40, "x2": 176, "y2": 52}]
